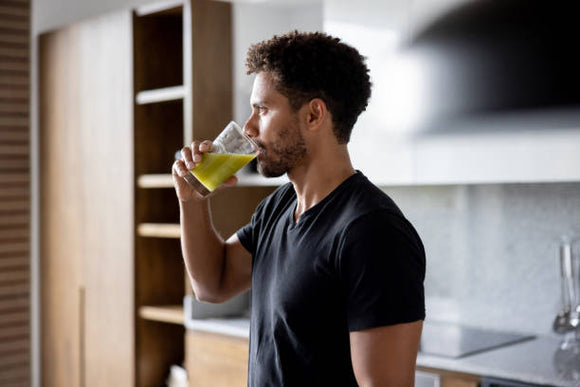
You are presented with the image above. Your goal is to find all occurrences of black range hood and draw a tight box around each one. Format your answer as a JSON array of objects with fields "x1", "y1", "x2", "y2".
[{"x1": 399, "y1": 0, "x2": 580, "y2": 132}]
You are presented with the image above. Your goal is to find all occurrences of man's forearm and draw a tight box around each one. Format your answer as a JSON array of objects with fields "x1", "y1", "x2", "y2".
[{"x1": 179, "y1": 198, "x2": 226, "y2": 302}]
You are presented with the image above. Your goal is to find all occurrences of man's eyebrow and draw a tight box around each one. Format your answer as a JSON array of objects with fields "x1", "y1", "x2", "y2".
[{"x1": 251, "y1": 100, "x2": 266, "y2": 108}]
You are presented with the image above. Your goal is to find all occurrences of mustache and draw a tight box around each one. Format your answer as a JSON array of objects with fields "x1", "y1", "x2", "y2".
[{"x1": 254, "y1": 140, "x2": 267, "y2": 152}]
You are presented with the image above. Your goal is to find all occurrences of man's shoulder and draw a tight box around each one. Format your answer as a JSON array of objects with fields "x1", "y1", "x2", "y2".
[
  {"x1": 254, "y1": 181, "x2": 295, "y2": 216},
  {"x1": 338, "y1": 172, "x2": 404, "y2": 221}
]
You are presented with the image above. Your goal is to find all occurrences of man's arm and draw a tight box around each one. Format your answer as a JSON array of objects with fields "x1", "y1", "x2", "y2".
[
  {"x1": 350, "y1": 320, "x2": 423, "y2": 387},
  {"x1": 173, "y1": 141, "x2": 253, "y2": 303}
]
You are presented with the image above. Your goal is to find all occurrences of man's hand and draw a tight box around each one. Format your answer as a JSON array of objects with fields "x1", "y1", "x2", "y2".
[{"x1": 172, "y1": 140, "x2": 237, "y2": 202}]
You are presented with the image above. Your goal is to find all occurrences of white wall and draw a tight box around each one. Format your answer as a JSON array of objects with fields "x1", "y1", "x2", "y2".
[
  {"x1": 233, "y1": 2, "x2": 322, "y2": 124},
  {"x1": 33, "y1": 0, "x2": 155, "y2": 33}
]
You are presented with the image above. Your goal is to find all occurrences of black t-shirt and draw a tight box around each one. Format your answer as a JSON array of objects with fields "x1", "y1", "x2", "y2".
[{"x1": 237, "y1": 172, "x2": 425, "y2": 386}]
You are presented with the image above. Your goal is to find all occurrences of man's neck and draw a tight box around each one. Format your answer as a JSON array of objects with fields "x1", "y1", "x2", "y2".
[{"x1": 288, "y1": 145, "x2": 355, "y2": 222}]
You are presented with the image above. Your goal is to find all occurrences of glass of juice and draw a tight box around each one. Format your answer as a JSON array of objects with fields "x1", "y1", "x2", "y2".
[{"x1": 182, "y1": 121, "x2": 257, "y2": 197}]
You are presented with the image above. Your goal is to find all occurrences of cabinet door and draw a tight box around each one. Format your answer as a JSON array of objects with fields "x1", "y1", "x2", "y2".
[
  {"x1": 40, "y1": 10, "x2": 134, "y2": 387},
  {"x1": 76, "y1": 11, "x2": 135, "y2": 387},
  {"x1": 40, "y1": 23, "x2": 84, "y2": 387},
  {"x1": 186, "y1": 331, "x2": 249, "y2": 387}
]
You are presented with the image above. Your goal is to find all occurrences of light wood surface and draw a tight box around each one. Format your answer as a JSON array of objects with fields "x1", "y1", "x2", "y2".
[
  {"x1": 138, "y1": 223, "x2": 181, "y2": 238},
  {"x1": 139, "y1": 305, "x2": 184, "y2": 324},
  {"x1": 39, "y1": 10, "x2": 134, "y2": 387},
  {"x1": 137, "y1": 174, "x2": 174, "y2": 188},
  {"x1": 186, "y1": 331, "x2": 249, "y2": 387},
  {"x1": 417, "y1": 366, "x2": 480, "y2": 387},
  {"x1": 39, "y1": 24, "x2": 83, "y2": 387},
  {"x1": 0, "y1": 1, "x2": 30, "y2": 384}
]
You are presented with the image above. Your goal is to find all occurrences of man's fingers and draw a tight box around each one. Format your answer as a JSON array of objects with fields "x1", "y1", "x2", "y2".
[
  {"x1": 199, "y1": 140, "x2": 213, "y2": 153},
  {"x1": 172, "y1": 159, "x2": 189, "y2": 177}
]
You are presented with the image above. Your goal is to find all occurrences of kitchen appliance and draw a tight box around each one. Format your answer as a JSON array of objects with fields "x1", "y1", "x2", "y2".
[
  {"x1": 399, "y1": 0, "x2": 580, "y2": 133},
  {"x1": 420, "y1": 321, "x2": 535, "y2": 358}
]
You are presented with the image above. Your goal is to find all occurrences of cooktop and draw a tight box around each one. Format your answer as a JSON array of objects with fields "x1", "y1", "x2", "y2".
[{"x1": 420, "y1": 321, "x2": 536, "y2": 358}]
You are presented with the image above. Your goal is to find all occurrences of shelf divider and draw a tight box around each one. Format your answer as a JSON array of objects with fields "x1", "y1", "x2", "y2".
[
  {"x1": 136, "y1": 85, "x2": 185, "y2": 105},
  {"x1": 139, "y1": 305, "x2": 184, "y2": 325},
  {"x1": 138, "y1": 174, "x2": 174, "y2": 188},
  {"x1": 138, "y1": 223, "x2": 180, "y2": 238}
]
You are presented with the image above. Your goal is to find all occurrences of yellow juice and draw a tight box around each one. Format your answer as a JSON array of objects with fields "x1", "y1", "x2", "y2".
[{"x1": 191, "y1": 153, "x2": 256, "y2": 191}]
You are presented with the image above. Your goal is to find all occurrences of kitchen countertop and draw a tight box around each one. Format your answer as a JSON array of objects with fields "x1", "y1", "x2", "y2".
[{"x1": 185, "y1": 317, "x2": 579, "y2": 387}]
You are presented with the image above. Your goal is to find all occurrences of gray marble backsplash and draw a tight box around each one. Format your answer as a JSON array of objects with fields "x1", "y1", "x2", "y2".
[{"x1": 382, "y1": 182, "x2": 580, "y2": 337}]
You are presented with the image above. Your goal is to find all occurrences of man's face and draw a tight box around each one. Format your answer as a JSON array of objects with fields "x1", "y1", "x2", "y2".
[{"x1": 243, "y1": 72, "x2": 307, "y2": 178}]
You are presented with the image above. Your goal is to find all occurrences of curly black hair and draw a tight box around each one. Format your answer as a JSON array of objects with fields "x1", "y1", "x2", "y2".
[{"x1": 246, "y1": 31, "x2": 372, "y2": 144}]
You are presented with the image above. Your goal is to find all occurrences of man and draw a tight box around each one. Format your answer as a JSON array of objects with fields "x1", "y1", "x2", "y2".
[{"x1": 172, "y1": 31, "x2": 425, "y2": 386}]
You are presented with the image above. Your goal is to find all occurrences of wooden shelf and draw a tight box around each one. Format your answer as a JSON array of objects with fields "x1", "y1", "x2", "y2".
[
  {"x1": 138, "y1": 174, "x2": 174, "y2": 188},
  {"x1": 136, "y1": 85, "x2": 185, "y2": 105},
  {"x1": 135, "y1": 0, "x2": 183, "y2": 17},
  {"x1": 137, "y1": 223, "x2": 180, "y2": 238},
  {"x1": 140, "y1": 305, "x2": 184, "y2": 325}
]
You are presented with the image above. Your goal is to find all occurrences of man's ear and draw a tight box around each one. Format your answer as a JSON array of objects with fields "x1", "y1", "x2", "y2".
[{"x1": 305, "y1": 98, "x2": 327, "y2": 129}]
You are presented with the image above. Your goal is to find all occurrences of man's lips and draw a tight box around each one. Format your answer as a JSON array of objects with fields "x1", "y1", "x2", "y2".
[{"x1": 253, "y1": 141, "x2": 266, "y2": 156}]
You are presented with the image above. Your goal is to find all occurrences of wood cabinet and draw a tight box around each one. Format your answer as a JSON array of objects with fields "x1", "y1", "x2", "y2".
[
  {"x1": 39, "y1": 10, "x2": 135, "y2": 387},
  {"x1": 186, "y1": 331, "x2": 249, "y2": 387},
  {"x1": 417, "y1": 367, "x2": 480, "y2": 387},
  {"x1": 40, "y1": 1, "x2": 276, "y2": 386}
]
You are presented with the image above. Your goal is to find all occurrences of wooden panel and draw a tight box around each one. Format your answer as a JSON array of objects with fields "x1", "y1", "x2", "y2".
[
  {"x1": 0, "y1": 257, "x2": 28, "y2": 270},
  {"x1": 134, "y1": 100, "x2": 183, "y2": 175},
  {"x1": 0, "y1": 365, "x2": 29, "y2": 385},
  {"x1": 0, "y1": 283, "x2": 28, "y2": 298},
  {"x1": 0, "y1": 296, "x2": 27, "y2": 311},
  {"x1": 0, "y1": 0, "x2": 29, "y2": 385},
  {"x1": 39, "y1": 24, "x2": 83, "y2": 387},
  {"x1": 138, "y1": 320, "x2": 184, "y2": 386},
  {"x1": 185, "y1": 0, "x2": 232, "y2": 142},
  {"x1": 0, "y1": 352, "x2": 28, "y2": 369},
  {"x1": 133, "y1": 8, "x2": 183, "y2": 92},
  {"x1": 40, "y1": 9, "x2": 134, "y2": 387},
  {"x1": 210, "y1": 186, "x2": 275, "y2": 239},
  {"x1": 136, "y1": 188, "x2": 180, "y2": 224},
  {"x1": 74, "y1": 11, "x2": 135, "y2": 387},
  {"x1": 0, "y1": 310, "x2": 27, "y2": 325},
  {"x1": 186, "y1": 330, "x2": 248, "y2": 387},
  {"x1": 417, "y1": 367, "x2": 480, "y2": 387}
]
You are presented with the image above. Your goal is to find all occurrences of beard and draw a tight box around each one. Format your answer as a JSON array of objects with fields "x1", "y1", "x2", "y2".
[{"x1": 255, "y1": 120, "x2": 307, "y2": 178}]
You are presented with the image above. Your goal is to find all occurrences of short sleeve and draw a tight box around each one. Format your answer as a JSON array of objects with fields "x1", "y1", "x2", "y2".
[
  {"x1": 237, "y1": 209, "x2": 260, "y2": 256},
  {"x1": 338, "y1": 210, "x2": 426, "y2": 332}
]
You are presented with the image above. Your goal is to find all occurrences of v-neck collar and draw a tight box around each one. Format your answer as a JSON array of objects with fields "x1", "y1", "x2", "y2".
[{"x1": 287, "y1": 171, "x2": 361, "y2": 230}]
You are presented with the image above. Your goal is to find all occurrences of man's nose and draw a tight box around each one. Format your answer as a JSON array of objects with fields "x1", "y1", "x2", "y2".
[{"x1": 243, "y1": 115, "x2": 258, "y2": 138}]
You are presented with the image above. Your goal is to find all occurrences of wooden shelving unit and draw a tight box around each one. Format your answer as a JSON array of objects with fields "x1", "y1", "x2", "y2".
[{"x1": 133, "y1": 3, "x2": 186, "y2": 385}]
